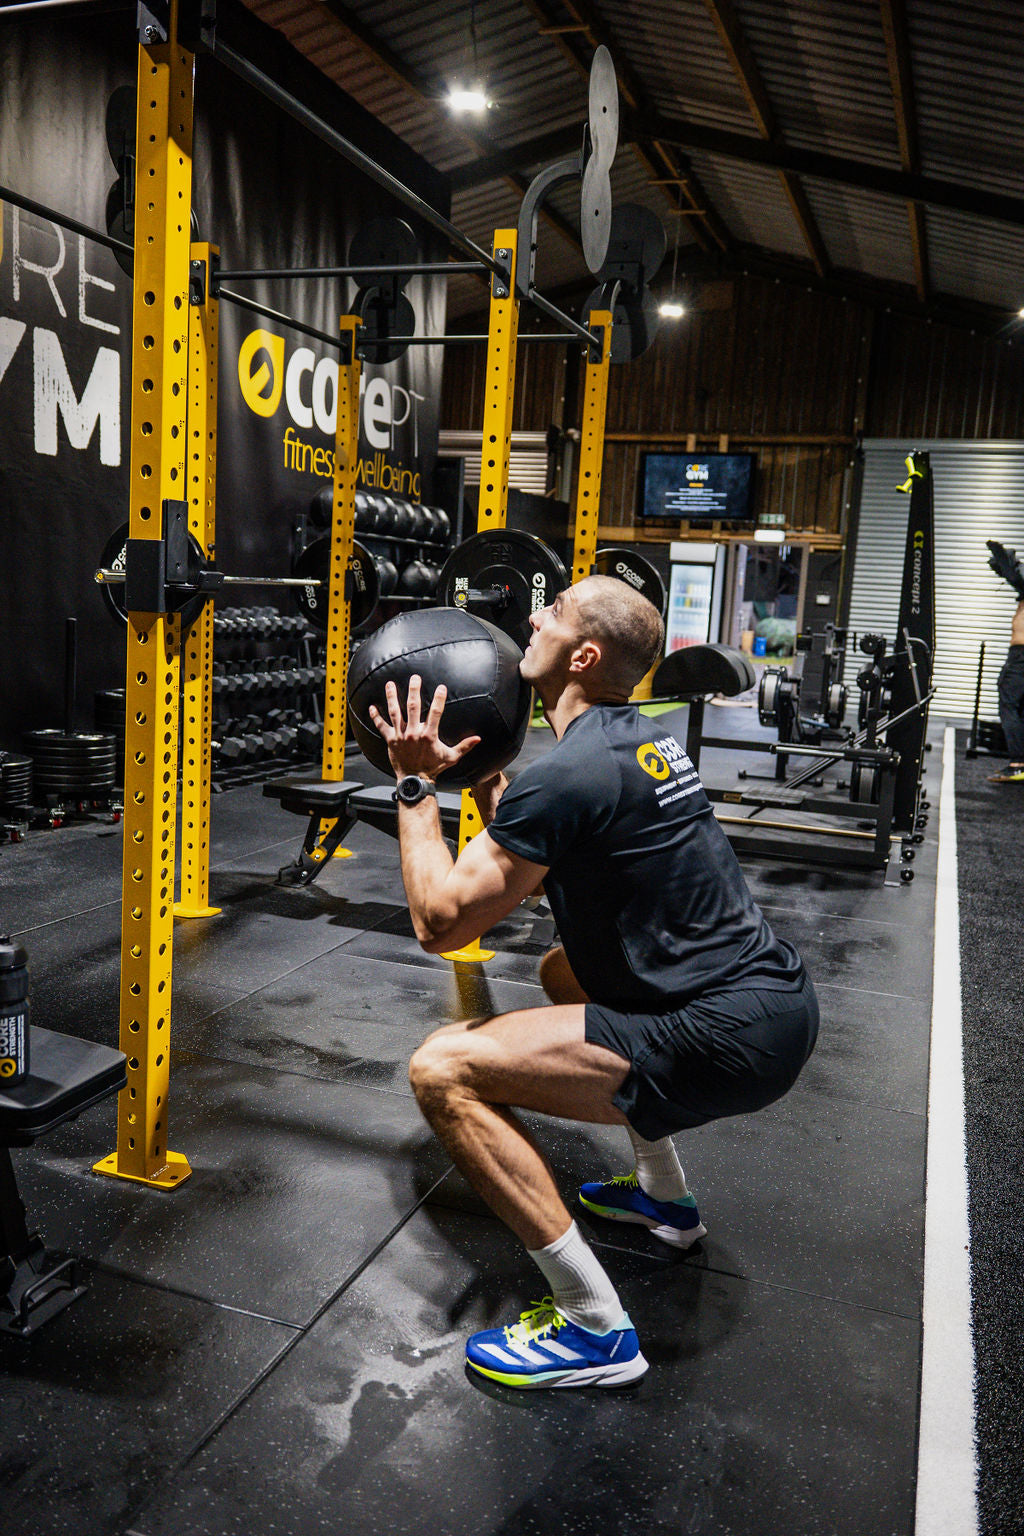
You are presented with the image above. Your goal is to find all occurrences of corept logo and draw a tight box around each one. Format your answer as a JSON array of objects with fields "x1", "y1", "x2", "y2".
[
  {"x1": 0, "y1": 1058, "x2": 16, "y2": 1078},
  {"x1": 636, "y1": 743, "x2": 670, "y2": 780},
  {"x1": 238, "y1": 328, "x2": 285, "y2": 417}
]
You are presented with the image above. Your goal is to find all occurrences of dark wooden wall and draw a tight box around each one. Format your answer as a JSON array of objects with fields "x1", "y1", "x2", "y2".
[{"x1": 440, "y1": 274, "x2": 1024, "y2": 540}]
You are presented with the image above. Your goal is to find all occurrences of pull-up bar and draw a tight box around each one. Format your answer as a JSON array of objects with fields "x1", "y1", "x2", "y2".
[
  {"x1": 216, "y1": 263, "x2": 489, "y2": 282},
  {"x1": 0, "y1": 181, "x2": 133, "y2": 259}
]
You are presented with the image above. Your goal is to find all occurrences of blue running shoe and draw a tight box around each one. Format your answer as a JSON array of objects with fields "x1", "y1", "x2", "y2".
[
  {"x1": 465, "y1": 1297, "x2": 648, "y2": 1390},
  {"x1": 579, "y1": 1171, "x2": 707, "y2": 1249}
]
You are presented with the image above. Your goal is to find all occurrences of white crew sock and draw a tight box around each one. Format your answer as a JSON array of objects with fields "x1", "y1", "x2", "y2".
[
  {"x1": 526, "y1": 1220, "x2": 624, "y2": 1334},
  {"x1": 625, "y1": 1126, "x2": 690, "y2": 1203}
]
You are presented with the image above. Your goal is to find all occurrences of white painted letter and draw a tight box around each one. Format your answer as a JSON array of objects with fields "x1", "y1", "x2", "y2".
[
  {"x1": 284, "y1": 347, "x2": 315, "y2": 430},
  {"x1": 0, "y1": 318, "x2": 27, "y2": 388},
  {"x1": 34, "y1": 328, "x2": 121, "y2": 465},
  {"x1": 363, "y1": 376, "x2": 391, "y2": 450},
  {"x1": 78, "y1": 235, "x2": 120, "y2": 335},
  {"x1": 12, "y1": 211, "x2": 67, "y2": 316},
  {"x1": 312, "y1": 356, "x2": 337, "y2": 435}
]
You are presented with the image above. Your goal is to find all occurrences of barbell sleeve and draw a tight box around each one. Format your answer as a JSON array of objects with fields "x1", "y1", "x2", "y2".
[{"x1": 95, "y1": 568, "x2": 325, "y2": 590}]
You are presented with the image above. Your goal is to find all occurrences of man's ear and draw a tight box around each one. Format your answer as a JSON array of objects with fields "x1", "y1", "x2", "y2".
[{"x1": 569, "y1": 640, "x2": 602, "y2": 674}]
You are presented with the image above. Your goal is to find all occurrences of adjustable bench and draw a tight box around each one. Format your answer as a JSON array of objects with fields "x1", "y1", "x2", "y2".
[
  {"x1": 651, "y1": 644, "x2": 757, "y2": 768},
  {"x1": 262, "y1": 776, "x2": 363, "y2": 886},
  {"x1": 348, "y1": 784, "x2": 463, "y2": 841},
  {"x1": 0, "y1": 1028, "x2": 126, "y2": 1335}
]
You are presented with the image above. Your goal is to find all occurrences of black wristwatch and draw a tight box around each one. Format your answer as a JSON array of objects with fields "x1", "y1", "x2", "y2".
[{"x1": 395, "y1": 775, "x2": 438, "y2": 807}]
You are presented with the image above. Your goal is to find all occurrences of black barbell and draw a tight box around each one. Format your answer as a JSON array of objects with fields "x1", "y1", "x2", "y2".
[{"x1": 96, "y1": 520, "x2": 668, "y2": 653}]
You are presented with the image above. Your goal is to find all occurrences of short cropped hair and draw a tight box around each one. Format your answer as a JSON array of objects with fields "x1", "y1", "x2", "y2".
[{"x1": 571, "y1": 575, "x2": 665, "y2": 691}]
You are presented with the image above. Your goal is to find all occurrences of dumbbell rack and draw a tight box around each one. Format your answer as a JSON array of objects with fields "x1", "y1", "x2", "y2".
[
  {"x1": 209, "y1": 606, "x2": 326, "y2": 790},
  {"x1": 360, "y1": 531, "x2": 452, "y2": 608}
]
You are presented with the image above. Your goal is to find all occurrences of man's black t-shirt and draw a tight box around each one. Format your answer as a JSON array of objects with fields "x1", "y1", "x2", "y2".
[{"x1": 487, "y1": 704, "x2": 803, "y2": 1010}]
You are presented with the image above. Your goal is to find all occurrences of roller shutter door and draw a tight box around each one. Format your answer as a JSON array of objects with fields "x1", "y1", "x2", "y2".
[
  {"x1": 848, "y1": 440, "x2": 1024, "y2": 719},
  {"x1": 437, "y1": 429, "x2": 549, "y2": 496}
]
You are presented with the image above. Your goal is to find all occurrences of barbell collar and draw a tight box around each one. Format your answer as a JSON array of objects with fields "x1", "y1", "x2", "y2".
[{"x1": 454, "y1": 585, "x2": 512, "y2": 611}]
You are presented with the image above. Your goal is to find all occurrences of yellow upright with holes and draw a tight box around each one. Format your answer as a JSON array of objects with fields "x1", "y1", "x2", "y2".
[
  {"x1": 95, "y1": 9, "x2": 194, "y2": 1188},
  {"x1": 175, "y1": 242, "x2": 221, "y2": 920},
  {"x1": 571, "y1": 311, "x2": 612, "y2": 583},
  {"x1": 444, "y1": 232, "x2": 521, "y2": 964},
  {"x1": 302, "y1": 312, "x2": 363, "y2": 867},
  {"x1": 321, "y1": 315, "x2": 362, "y2": 783}
]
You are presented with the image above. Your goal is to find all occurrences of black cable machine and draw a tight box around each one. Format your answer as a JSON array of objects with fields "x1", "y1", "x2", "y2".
[{"x1": 678, "y1": 453, "x2": 936, "y2": 879}]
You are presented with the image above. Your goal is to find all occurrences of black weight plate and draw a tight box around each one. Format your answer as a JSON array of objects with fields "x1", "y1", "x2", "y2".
[
  {"x1": 597, "y1": 203, "x2": 667, "y2": 286},
  {"x1": 583, "y1": 283, "x2": 660, "y2": 363},
  {"x1": 105, "y1": 84, "x2": 137, "y2": 163},
  {"x1": 849, "y1": 761, "x2": 881, "y2": 805},
  {"x1": 97, "y1": 522, "x2": 207, "y2": 628},
  {"x1": 436, "y1": 530, "x2": 569, "y2": 650},
  {"x1": 291, "y1": 536, "x2": 380, "y2": 634},
  {"x1": 348, "y1": 217, "x2": 419, "y2": 275},
  {"x1": 758, "y1": 671, "x2": 780, "y2": 727},
  {"x1": 593, "y1": 546, "x2": 667, "y2": 618},
  {"x1": 355, "y1": 289, "x2": 415, "y2": 364},
  {"x1": 23, "y1": 730, "x2": 116, "y2": 753}
]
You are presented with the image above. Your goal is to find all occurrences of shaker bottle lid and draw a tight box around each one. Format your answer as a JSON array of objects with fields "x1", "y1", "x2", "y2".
[{"x1": 0, "y1": 937, "x2": 27, "y2": 970}]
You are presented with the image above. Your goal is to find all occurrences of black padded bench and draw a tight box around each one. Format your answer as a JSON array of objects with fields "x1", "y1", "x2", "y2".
[
  {"x1": 349, "y1": 784, "x2": 463, "y2": 841},
  {"x1": 262, "y1": 776, "x2": 363, "y2": 886},
  {"x1": 651, "y1": 643, "x2": 756, "y2": 768},
  {"x1": 0, "y1": 1027, "x2": 125, "y2": 1335}
]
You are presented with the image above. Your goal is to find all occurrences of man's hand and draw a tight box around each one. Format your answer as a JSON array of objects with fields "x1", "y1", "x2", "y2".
[
  {"x1": 368, "y1": 674, "x2": 481, "y2": 781},
  {"x1": 987, "y1": 540, "x2": 1024, "y2": 597}
]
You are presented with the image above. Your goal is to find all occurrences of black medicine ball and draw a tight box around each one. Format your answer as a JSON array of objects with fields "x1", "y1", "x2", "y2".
[{"x1": 347, "y1": 607, "x2": 532, "y2": 788}]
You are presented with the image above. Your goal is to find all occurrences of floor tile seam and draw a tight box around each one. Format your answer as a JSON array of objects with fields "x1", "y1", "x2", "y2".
[
  {"x1": 781, "y1": 1079, "x2": 928, "y2": 1122},
  {"x1": 329, "y1": 944, "x2": 548, "y2": 990},
  {"x1": 173, "y1": 1040, "x2": 394, "y2": 1091},
  {"x1": 87, "y1": 1257, "x2": 305, "y2": 1330},
  {"x1": 175, "y1": 1167, "x2": 454, "y2": 1470},
  {"x1": 755, "y1": 902, "x2": 916, "y2": 931},
  {"x1": 812, "y1": 979, "x2": 928, "y2": 1002},
  {"x1": 444, "y1": 1209, "x2": 922, "y2": 1324},
  {"x1": 13, "y1": 896, "x2": 123, "y2": 938},
  {"x1": 179, "y1": 926, "x2": 409, "y2": 1012},
  {"x1": 676, "y1": 1263, "x2": 921, "y2": 1325}
]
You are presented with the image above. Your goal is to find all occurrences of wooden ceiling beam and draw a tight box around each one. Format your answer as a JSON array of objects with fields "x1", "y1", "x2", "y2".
[
  {"x1": 701, "y1": 0, "x2": 830, "y2": 278},
  {"x1": 630, "y1": 111, "x2": 1024, "y2": 229},
  {"x1": 880, "y1": 0, "x2": 930, "y2": 302}
]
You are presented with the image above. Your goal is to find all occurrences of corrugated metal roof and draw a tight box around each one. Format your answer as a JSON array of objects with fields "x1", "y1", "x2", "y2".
[{"x1": 240, "y1": 0, "x2": 1024, "y2": 326}]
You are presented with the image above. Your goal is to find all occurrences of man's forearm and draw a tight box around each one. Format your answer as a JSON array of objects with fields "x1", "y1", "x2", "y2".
[
  {"x1": 470, "y1": 771, "x2": 508, "y2": 828},
  {"x1": 397, "y1": 798, "x2": 458, "y2": 944}
]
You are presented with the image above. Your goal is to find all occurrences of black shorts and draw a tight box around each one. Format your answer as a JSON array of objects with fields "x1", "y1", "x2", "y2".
[{"x1": 585, "y1": 971, "x2": 819, "y2": 1141}]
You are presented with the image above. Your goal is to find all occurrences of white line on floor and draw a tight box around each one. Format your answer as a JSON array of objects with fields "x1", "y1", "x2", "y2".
[{"x1": 915, "y1": 725, "x2": 978, "y2": 1535}]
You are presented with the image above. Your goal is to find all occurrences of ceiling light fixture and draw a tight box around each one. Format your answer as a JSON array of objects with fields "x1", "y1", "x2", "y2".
[{"x1": 446, "y1": 86, "x2": 489, "y2": 113}]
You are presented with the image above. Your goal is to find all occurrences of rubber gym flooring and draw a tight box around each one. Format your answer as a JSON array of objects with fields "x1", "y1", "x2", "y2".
[{"x1": 0, "y1": 706, "x2": 939, "y2": 1536}]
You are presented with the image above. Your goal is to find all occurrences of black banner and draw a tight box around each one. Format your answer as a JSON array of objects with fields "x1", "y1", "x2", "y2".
[{"x1": 0, "y1": 7, "x2": 449, "y2": 746}]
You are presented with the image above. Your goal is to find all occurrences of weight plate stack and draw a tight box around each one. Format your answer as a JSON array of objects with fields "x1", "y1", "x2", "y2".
[
  {"x1": 0, "y1": 755, "x2": 33, "y2": 813},
  {"x1": 94, "y1": 688, "x2": 126, "y2": 781},
  {"x1": 22, "y1": 730, "x2": 117, "y2": 797}
]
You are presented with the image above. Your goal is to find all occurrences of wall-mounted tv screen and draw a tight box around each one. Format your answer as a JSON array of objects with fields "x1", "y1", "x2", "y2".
[{"x1": 639, "y1": 452, "x2": 756, "y2": 528}]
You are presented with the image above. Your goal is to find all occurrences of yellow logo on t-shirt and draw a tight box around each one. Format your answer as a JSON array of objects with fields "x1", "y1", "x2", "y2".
[{"x1": 636, "y1": 743, "x2": 671, "y2": 780}]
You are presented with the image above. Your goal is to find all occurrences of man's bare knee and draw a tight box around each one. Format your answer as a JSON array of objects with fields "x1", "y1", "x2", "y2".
[
  {"x1": 409, "y1": 1028, "x2": 472, "y2": 1104},
  {"x1": 539, "y1": 946, "x2": 590, "y2": 1005}
]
